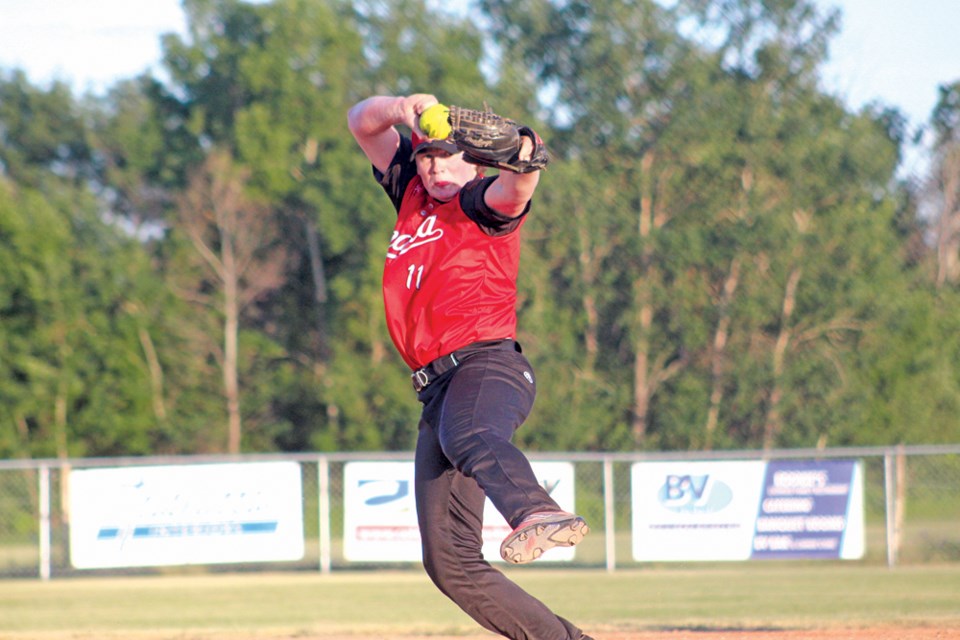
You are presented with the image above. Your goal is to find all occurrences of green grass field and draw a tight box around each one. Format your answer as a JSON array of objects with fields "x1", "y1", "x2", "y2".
[{"x1": 1, "y1": 564, "x2": 959, "y2": 638}]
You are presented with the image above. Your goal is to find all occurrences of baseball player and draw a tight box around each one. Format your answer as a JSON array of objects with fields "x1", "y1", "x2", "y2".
[{"x1": 347, "y1": 93, "x2": 592, "y2": 640}]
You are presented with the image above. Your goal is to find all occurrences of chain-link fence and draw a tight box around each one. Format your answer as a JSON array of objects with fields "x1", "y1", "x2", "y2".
[{"x1": 0, "y1": 445, "x2": 957, "y2": 579}]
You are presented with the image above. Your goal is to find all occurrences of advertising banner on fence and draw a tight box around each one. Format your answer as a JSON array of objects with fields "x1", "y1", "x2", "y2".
[
  {"x1": 69, "y1": 462, "x2": 305, "y2": 569},
  {"x1": 631, "y1": 459, "x2": 864, "y2": 562},
  {"x1": 343, "y1": 461, "x2": 577, "y2": 562},
  {"x1": 750, "y1": 459, "x2": 865, "y2": 559},
  {"x1": 631, "y1": 460, "x2": 767, "y2": 561}
]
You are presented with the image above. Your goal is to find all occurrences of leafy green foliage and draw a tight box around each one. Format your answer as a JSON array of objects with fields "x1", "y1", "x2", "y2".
[{"x1": 0, "y1": 0, "x2": 957, "y2": 458}]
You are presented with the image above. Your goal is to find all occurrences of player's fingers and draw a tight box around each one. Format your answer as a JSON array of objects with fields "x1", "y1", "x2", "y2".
[{"x1": 405, "y1": 94, "x2": 438, "y2": 126}]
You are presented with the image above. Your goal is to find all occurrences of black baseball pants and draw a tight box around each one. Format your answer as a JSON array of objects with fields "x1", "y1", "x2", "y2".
[{"x1": 414, "y1": 341, "x2": 585, "y2": 640}]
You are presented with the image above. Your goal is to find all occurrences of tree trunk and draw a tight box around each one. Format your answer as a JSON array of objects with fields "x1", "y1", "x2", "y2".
[
  {"x1": 935, "y1": 146, "x2": 960, "y2": 288},
  {"x1": 125, "y1": 301, "x2": 168, "y2": 422},
  {"x1": 632, "y1": 302, "x2": 652, "y2": 443},
  {"x1": 763, "y1": 265, "x2": 801, "y2": 449},
  {"x1": 223, "y1": 236, "x2": 242, "y2": 454},
  {"x1": 632, "y1": 152, "x2": 656, "y2": 445},
  {"x1": 304, "y1": 215, "x2": 330, "y2": 361},
  {"x1": 704, "y1": 256, "x2": 741, "y2": 449},
  {"x1": 138, "y1": 325, "x2": 168, "y2": 422},
  {"x1": 576, "y1": 215, "x2": 601, "y2": 373}
]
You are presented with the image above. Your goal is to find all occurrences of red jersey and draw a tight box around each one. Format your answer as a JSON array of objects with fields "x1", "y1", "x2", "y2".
[{"x1": 375, "y1": 139, "x2": 528, "y2": 370}]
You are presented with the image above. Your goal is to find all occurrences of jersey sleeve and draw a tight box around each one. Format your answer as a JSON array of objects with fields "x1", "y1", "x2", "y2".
[
  {"x1": 374, "y1": 137, "x2": 418, "y2": 214},
  {"x1": 459, "y1": 176, "x2": 529, "y2": 237}
]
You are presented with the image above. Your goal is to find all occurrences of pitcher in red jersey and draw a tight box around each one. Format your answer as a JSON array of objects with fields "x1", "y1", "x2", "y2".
[{"x1": 348, "y1": 94, "x2": 592, "y2": 640}]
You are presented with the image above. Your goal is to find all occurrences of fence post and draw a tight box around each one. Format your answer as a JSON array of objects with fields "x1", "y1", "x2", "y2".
[
  {"x1": 883, "y1": 449, "x2": 898, "y2": 567},
  {"x1": 894, "y1": 445, "x2": 907, "y2": 563},
  {"x1": 603, "y1": 456, "x2": 616, "y2": 572},
  {"x1": 38, "y1": 465, "x2": 51, "y2": 580},
  {"x1": 318, "y1": 456, "x2": 331, "y2": 574}
]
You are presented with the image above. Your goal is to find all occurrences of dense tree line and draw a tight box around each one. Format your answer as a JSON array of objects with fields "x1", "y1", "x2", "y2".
[{"x1": 1, "y1": 0, "x2": 958, "y2": 459}]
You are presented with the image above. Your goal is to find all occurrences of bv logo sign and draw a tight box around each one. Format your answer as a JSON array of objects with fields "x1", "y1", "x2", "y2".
[
  {"x1": 658, "y1": 474, "x2": 733, "y2": 513},
  {"x1": 632, "y1": 461, "x2": 768, "y2": 561}
]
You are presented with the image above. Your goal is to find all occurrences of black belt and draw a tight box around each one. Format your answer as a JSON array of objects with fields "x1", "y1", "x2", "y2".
[{"x1": 412, "y1": 339, "x2": 518, "y2": 393}]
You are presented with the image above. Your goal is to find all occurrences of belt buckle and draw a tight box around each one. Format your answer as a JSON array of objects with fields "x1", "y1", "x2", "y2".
[{"x1": 412, "y1": 369, "x2": 430, "y2": 392}]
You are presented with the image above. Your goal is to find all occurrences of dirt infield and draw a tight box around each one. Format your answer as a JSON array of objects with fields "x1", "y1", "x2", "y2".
[
  {"x1": 11, "y1": 627, "x2": 960, "y2": 640},
  {"x1": 316, "y1": 630, "x2": 958, "y2": 640},
  {"x1": 582, "y1": 629, "x2": 960, "y2": 640},
  {"x1": 217, "y1": 627, "x2": 960, "y2": 640}
]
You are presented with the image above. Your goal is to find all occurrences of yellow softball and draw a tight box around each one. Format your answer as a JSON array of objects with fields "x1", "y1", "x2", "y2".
[{"x1": 419, "y1": 103, "x2": 452, "y2": 139}]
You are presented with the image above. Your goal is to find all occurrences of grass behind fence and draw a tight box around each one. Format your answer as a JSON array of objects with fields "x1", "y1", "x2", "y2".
[{"x1": 1, "y1": 564, "x2": 959, "y2": 638}]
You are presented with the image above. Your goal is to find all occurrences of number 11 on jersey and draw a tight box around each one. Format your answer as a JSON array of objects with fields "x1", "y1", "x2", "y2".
[{"x1": 406, "y1": 264, "x2": 424, "y2": 289}]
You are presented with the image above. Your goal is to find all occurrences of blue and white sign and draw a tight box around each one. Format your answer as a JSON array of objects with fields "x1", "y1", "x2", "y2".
[
  {"x1": 342, "y1": 462, "x2": 419, "y2": 561},
  {"x1": 69, "y1": 462, "x2": 305, "y2": 569},
  {"x1": 631, "y1": 459, "x2": 864, "y2": 562},
  {"x1": 750, "y1": 459, "x2": 865, "y2": 560},
  {"x1": 631, "y1": 460, "x2": 767, "y2": 561},
  {"x1": 343, "y1": 461, "x2": 577, "y2": 562}
]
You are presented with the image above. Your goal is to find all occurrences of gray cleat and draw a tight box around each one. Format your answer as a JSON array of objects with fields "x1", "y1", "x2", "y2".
[{"x1": 500, "y1": 511, "x2": 589, "y2": 564}]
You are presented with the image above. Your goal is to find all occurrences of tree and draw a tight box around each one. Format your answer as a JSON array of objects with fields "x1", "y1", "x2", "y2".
[
  {"x1": 476, "y1": 0, "x2": 934, "y2": 453},
  {"x1": 0, "y1": 73, "x2": 188, "y2": 459},
  {"x1": 173, "y1": 149, "x2": 287, "y2": 453},
  {"x1": 0, "y1": 70, "x2": 92, "y2": 188},
  {"x1": 927, "y1": 81, "x2": 960, "y2": 288},
  {"x1": 5, "y1": 0, "x2": 956, "y2": 459},
  {"x1": 0, "y1": 177, "x2": 190, "y2": 459}
]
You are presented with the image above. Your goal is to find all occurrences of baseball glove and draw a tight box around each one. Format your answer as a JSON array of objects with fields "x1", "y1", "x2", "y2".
[{"x1": 448, "y1": 104, "x2": 549, "y2": 173}]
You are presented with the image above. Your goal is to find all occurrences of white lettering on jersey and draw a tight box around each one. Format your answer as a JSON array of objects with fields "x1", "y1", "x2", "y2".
[{"x1": 387, "y1": 214, "x2": 444, "y2": 259}]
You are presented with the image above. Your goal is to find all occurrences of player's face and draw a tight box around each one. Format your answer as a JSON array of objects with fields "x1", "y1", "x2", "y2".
[{"x1": 415, "y1": 150, "x2": 479, "y2": 202}]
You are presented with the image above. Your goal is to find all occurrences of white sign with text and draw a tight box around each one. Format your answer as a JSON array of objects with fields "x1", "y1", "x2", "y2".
[
  {"x1": 69, "y1": 462, "x2": 304, "y2": 569},
  {"x1": 343, "y1": 461, "x2": 577, "y2": 562},
  {"x1": 631, "y1": 459, "x2": 865, "y2": 561}
]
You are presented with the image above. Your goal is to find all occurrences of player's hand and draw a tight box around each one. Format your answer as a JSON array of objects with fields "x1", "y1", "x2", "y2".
[{"x1": 402, "y1": 94, "x2": 439, "y2": 133}]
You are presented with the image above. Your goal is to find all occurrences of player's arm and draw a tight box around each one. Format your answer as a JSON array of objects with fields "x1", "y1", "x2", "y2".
[
  {"x1": 347, "y1": 94, "x2": 439, "y2": 174},
  {"x1": 446, "y1": 105, "x2": 549, "y2": 218},
  {"x1": 482, "y1": 135, "x2": 541, "y2": 219}
]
